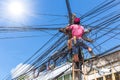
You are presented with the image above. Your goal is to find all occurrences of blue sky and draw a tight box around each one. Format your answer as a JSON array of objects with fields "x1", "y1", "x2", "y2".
[{"x1": 0, "y1": 0, "x2": 120, "y2": 79}]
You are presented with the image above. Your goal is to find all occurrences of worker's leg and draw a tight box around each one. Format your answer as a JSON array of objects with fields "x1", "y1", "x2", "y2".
[
  {"x1": 80, "y1": 41, "x2": 95, "y2": 57},
  {"x1": 67, "y1": 39, "x2": 72, "y2": 50},
  {"x1": 73, "y1": 46, "x2": 79, "y2": 62},
  {"x1": 72, "y1": 40, "x2": 79, "y2": 62}
]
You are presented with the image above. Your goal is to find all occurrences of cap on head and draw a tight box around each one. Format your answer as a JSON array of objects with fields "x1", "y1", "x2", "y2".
[{"x1": 74, "y1": 18, "x2": 80, "y2": 24}]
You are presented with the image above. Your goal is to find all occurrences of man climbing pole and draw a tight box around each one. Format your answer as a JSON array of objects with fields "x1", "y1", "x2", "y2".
[{"x1": 60, "y1": 17, "x2": 95, "y2": 62}]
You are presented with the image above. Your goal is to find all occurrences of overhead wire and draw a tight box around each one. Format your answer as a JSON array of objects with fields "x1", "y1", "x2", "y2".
[
  {"x1": 86, "y1": 10, "x2": 119, "y2": 26},
  {"x1": 83, "y1": 13, "x2": 120, "y2": 55},
  {"x1": 82, "y1": 0, "x2": 120, "y2": 23},
  {"x1": 3, "y1": 0, "x2": 120, "y2": 79},
  {"x1": 5, "y1": 32, "x2": 61, "y2": 80},
  {"x1": 31, "y1": 13, "x2": 68, "y2": 17},
  {"x1": 0, "y1": 3, "x2": 69, "y2": 80},
  {"x1": 89, "y1": 20, "x2": 120, "y2": 56},
  {"x1": 92, "y1": 18, "x2": 120, "y2": 41},
  {"x1": 91, "y1": 13, "x2": 120, "y2": 31},
  {"x1": 79, "y1": 0, "x2": 120, "y2": 72},
  {"x1": 94, "y1": 30, "x2": 120, "y2": 49},
  {"x1": 80, "y1": 0, "x2": 115, "y2": 19},
  {"x1": 99, "y1": 31, "x2": 120, "y2": 41},
  {"x1": 1, "y1": 0, "x2": 72, "y2": 79},
  {"x1": 12, "y1": 35, "x2": 67, "y2": 80},
  {"x1": 87, "y1": 23, "x2": 120, "y2": 72},
  {"x1": 2, "y1": 14, "x2": 68, "y2": 80},
  {"x1": 0, "y1": 34, "x2": 60, "y2": 40},
  {"x1": 11, "y1": 33, "x2": 66, "y2": 79},
  {"x1": 13, "y1": 11, "x2": 119, "y2": 80}
]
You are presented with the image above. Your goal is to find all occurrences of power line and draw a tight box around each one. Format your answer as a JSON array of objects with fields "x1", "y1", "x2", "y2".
[
  {"x1": 31, "y1": 13, "x2": 68, "y2": 17},
  {"x1": 0, "y1": 35, "x2": 58, "y2": 40},
  {"x1": 4, "y1": 32, "x2": 61, "y2": 80},
  {"x1": 3, "y1": 0, "x2": 120, "y2": 79}
]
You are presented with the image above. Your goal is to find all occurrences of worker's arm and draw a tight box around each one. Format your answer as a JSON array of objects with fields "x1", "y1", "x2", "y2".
[
  {"x1": 82, "y1": 27, "x2": 93, "y2": 42},
  {"x1": 59, "y1": 25, "x2": 71, "y2": 34},
  {"x1": 84, "y1": 28, "x2": 92, "y2": 33},
  {"x1": 82, "y1": 34, "x2": 93, "y2": 42}
]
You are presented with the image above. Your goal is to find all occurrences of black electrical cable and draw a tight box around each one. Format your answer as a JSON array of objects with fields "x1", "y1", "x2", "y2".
[
  {"x1": 3, "y1": 0, "x2": 120, "y2": 79},
  {"x1": 5, "y1": 32, "x2": 61, "y2": 80},
  {"x1": 82, "y1": 0, "x2": 120, "y2": 23},
  {"x1": 80, "y1": 0, "x2": 115, "y2": 19},
  {"x1": 11, "y1": 33, "x2": 66, "y2": 79}
]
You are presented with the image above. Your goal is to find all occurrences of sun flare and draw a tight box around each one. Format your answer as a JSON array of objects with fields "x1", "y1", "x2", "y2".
[{"x1": 8, "y1": 1, "x2": 25, "y2": 17}]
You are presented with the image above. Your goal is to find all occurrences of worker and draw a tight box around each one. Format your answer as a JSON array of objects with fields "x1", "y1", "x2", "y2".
[{"x1": 65, "y1": 18, "x2": 95, "y2": 62}]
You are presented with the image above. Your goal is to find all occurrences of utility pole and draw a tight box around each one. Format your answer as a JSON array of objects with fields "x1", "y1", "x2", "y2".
[
  {"x1": 65, "y1": 0, "x2": 82, "y2": 80},
  {"x1": 65, "y1": 0, "x2": 72, "y2": 25}
]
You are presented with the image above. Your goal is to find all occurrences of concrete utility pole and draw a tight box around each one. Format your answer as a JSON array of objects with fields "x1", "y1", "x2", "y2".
[
  {"x1": 65, "y1": 0, "x2": 72, "y2": 25},
  {"x1": 65, "y1": 0, "x2": 82, "y2": 80}
]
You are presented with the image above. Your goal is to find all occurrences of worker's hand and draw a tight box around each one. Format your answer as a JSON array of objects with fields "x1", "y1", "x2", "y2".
[
  {"x1": 88, "y1": 39, "x2": 94, "y2": 43},
  {"x1": 84, "y1": 28, "x2": 92, "y2": 33},
  {"x1": 88, "y1": 28, "x2": 92, "y2": 32},
  {"x1": 59, "y1": 28, "x2": 65, "y2": 32}
]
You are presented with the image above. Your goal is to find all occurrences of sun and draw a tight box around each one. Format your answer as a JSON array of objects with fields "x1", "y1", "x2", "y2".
[
  {"x1": 3, "y1": 0, "x2": 33, "y2": 23},
  {"x1": 8, "y1": 1, "x2": 25, "y2": 17},
  {"x1": 8, "y1": 1, "x2": 24, "y2": 16}
]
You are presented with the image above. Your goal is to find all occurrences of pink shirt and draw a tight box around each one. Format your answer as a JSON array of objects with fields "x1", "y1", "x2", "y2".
[{"x1": 69, "y1": 24, "x2": 84, "y2": 39}]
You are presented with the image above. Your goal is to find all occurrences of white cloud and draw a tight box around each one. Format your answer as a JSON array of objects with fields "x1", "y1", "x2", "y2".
[{"x1": 11, "y1": 63, "x2": 33, "y2": 79}]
